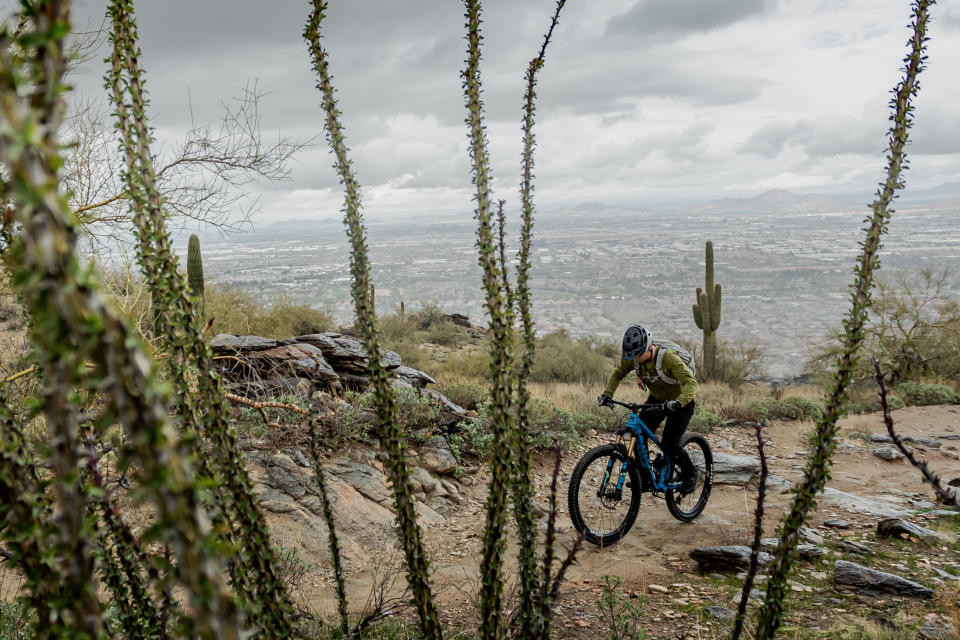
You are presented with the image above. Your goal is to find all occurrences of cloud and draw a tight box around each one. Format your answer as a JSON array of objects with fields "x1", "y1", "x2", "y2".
[{"x1": 606, "y1": 0, "x2": 770, "y2": 38}]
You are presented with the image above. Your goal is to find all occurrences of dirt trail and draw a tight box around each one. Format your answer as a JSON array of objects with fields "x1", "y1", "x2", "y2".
[{"x1": 300, "y1": 405, "x2": 960, "y2": 635}]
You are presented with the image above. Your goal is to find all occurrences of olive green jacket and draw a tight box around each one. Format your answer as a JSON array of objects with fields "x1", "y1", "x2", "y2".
[{"x1": 602, "y1": 346, "x2": 698, "y2": 406}]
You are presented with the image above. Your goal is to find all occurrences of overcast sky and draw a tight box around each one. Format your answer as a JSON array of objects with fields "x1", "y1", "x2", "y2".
[{"x1": 17, "y1": 1, "x2": 960, "y2": 221}]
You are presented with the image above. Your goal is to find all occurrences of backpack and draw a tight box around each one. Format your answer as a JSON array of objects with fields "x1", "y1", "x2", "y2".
[{"x1": 642, "y1": 339, "x2": 696, "y2": 384}]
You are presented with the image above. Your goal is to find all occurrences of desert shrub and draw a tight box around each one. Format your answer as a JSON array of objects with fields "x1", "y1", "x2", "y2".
[
  {"x1": 682, "y1": 337, "x2": 766, "y2": 387},
  {"x1": 894, "y1": 381, "x2": 959, "y2": 406},
  {"x1": 809, "y1": 269, "x2": 960, "y2": 384},
  {"x1": 530, "y1": 329, "x2": 614, "y2": 384},
  {"x1": 393, "y1": 386, "x2": 440, "y2": 435},
  {"x1": 442, "y1": 382, "x2": 487, "y2": 411},
  {"x1": 203, "y1": 282, "x2": 334, "y2": 338},
  {"x1": 782, "y1": 396, "x2": 824, "y2": 420},
  {"x1": 459, "y1": 397, "x2": 603, "y2": 458},
  {"x1": 434, "y1": 347, "x2": 491, "y2": 380},
  {"x1": 690, "y1": 407, "x2": 725, "y2": 434}
]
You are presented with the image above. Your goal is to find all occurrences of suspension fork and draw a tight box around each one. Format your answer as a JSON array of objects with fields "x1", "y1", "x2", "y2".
[{"x1": 600, "y1": 434, "x2": 637, "y2": 498}]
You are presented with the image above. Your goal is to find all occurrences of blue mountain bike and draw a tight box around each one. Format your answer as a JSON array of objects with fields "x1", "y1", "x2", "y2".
[{"x1": 567, "y1": 398, "x2": 713, "y2": 546}]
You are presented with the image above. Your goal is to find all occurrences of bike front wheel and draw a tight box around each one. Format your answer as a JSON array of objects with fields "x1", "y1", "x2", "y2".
[
  {"x1": 567, "y1": 443, "x2": 641, "y2": 547},
  {"x1": 665, "y1": 433, "x2": 713, "y2": 522}
]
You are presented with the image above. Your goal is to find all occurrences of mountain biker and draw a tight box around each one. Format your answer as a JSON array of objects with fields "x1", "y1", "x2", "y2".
[{"x1": 599, "y1": 324, "x2": 700, "y2": 493}]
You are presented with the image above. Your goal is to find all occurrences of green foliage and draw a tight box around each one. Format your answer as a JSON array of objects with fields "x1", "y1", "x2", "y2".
[
  {"x1": 690, "y1": 406, "x2": 725, "y2": 434},
  {"x1": 462, "y1": 397, "x2": 604, "y2": 457},
  {"x1": 531, "y1": 329, "x2": 616, "y2": 384},
  {"x1": 809, "y1": 268, "x2": 960, "y2": 384},
  {"x1": 595, "y1": 575, "x2": 646, "y2": 640},
  {"x1": 894, "y1": 381, "x2": 958, "y2": 406},
  {"x1": 0, "y1": 600, "x2": 33, "y2": 639},
  {"x1": 204, "y1": 282, "x2": 335, "y2": 338}
]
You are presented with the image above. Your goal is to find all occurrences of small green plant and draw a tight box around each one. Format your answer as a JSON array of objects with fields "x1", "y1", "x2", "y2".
[
  {"x1": 690, "y1": 407, "x2": 725, "y2": 434},
  {"x1": 595, "y1": 575, "x2": 646, "y2": 640}
]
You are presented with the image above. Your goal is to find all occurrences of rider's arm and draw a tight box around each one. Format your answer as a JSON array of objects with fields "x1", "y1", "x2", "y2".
[
  {"x1": 602, "y1": 359, "x2": 634, "y2": 398},
  {"x1": 664, "y1": 351, "x2": 698, "y2": 406}
]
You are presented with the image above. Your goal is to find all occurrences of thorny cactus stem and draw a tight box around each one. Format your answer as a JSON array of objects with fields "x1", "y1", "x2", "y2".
[
  {"x1": 83, "y1": 433, "x2": 164, "y2": 639},
  {"x1": 0, "y1": 5, "x2": 240, "y2": 638},
  {"x1": 106, "y1": 2, "x2": 297, "y2": 633},
  {"x1": 0, "y1": 389, "x2": 62, "y2": 636},
  {"x1": 462, "y1": 1, "x2": 518, "y2": 636},
  {"x1": 304, "y1": 3, "x2": 442, "y2": 638},
  {"x1": 512, "y1": 3, "x2": 566, "y2": 638},
  {"x1": 755, "y1": 2, "x2": 934, "y2": 637},
  {"x1": 732, "y1": 423, "x2": 768, "y2": 640},
  {"x1": 874, "y1": 358, "x2": 959, "y2": 508},
  {"x1": 309, "y1": 418, "x2": 351, "y2": 638}
]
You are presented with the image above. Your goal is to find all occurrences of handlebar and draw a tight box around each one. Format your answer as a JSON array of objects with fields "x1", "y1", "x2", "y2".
[{"x1": 598, "y1": 397, "x2": 665, "y2": 413}]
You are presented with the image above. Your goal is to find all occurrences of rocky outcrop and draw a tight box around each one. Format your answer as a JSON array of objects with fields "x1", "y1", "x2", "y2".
[
  {"x1": 211, "y1": 331, "x2": 434, "y2": 396},
  {"x1": 247, "y1": 449, "x2": 465, "y2": 569},
  {"x1": 833, "y1": 560, "x2": 934, "y2": 599}
]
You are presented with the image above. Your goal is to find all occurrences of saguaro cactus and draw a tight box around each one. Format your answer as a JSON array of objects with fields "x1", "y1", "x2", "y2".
[
  {"x1": 692, "y1": 240, "x2": 722, "y2": 379},
  {"x1": 187, "y1": 233, "x2": 204, "y2": 316}
]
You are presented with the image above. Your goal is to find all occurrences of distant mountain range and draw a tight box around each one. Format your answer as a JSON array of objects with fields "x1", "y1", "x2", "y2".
[{"x1": 681, "y1": 189, "x2": 857, "y2": 215}]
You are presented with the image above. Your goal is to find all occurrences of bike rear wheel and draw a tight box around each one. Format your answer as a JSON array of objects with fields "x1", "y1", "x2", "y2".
[
  {"x1": 665, "y1": 433, "x2": 713, "y2": 522},
  {"x1": 567, "y1": 443, "x2": 641, "y2": 546}
]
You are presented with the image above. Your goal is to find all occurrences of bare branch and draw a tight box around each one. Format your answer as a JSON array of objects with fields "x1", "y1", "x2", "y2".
[{"x1": 873, "y1": 357, "x2": 959, "y2": 509}]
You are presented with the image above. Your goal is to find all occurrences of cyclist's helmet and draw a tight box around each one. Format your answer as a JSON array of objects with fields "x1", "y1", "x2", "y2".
[{"x1": 621, "y1": 324, "x2": 651, "y2": 361}]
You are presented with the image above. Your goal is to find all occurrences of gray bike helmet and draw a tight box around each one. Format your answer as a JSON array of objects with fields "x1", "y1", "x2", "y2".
[{"x1": 621, "y1": 324, "x2": 651, "y2": 360}]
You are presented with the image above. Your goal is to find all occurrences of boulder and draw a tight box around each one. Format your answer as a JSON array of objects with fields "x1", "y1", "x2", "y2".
[
  {"x1": 871, "y1": 433, "x2": 893, "y2": 443},
  {"x1": 920, "y1": 620, "x2": 956, "y2": 640},
  {"x1": 266, "y1": 453, "x2": 310, "y2": 499},
  {"x1": 876, "y1": 518, "x2": 945, "y2": 542},
  {"x1": 420, "y1": 436, "x2": 458, "y2": 475},
  {"x1": 833, "y1": 560, "x2": 934, "y2": 599},
  {"x1": 391, "y1": 365, "x2": 437, "y2": 389},
  {"x1": 824, "y1": 518, "x2": 851, "y2": 529},
  {"x1": 874, "y1": 444, "x2": 905, "y2": 461},
  {"x1": 764, "y1": 474, "x2": 792, "y2": 494},
  {"x1": 247, "y1": 344, "x2": 339, "y2": 383},
  {"x1": 712, "y1": 452, "x2": 761, "y2": 485},
  {"x1": 689, "y1": 545, "x2": 772, "y2": 572}
]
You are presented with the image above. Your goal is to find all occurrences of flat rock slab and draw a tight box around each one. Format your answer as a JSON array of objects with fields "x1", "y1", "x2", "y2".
[
  {"x1": 833, "y1": 560, "x2": 934, "y2": 599},
  {"x1": 876, "y1": 518, "x2": 945, "y2": 542},
  {"x1": 711, "y1": 452, "x2": 761, "y2": 486},
  {"x1": 824, "y1": 518, "x2": 852, "y2": 529},
  {"x1": 211, "y1": 334, "x2": 279, "y2": 352},
  {"x1": 820, "y1": 488, "x2": 914, "y2": 519},
  {"x1": 689, "y1": 545, "x2": 772, "y2": 572},
  {"x1": 707, "y1": 606, "x2": 735, "y2": 620}
]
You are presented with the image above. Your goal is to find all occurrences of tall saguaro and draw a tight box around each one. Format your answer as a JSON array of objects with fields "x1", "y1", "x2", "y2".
[{"x1": 693, "y1": 240, "x2": 722, "y2": 379}]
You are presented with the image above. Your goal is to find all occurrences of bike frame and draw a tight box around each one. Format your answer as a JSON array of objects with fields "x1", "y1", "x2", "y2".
[{"x1": 602, "y1": 407, "x2": 682, "y2": 498}]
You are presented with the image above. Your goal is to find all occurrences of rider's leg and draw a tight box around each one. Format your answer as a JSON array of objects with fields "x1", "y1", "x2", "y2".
[{"x1": 661, "y1": 400, "x2": 697, "y2": 491}]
